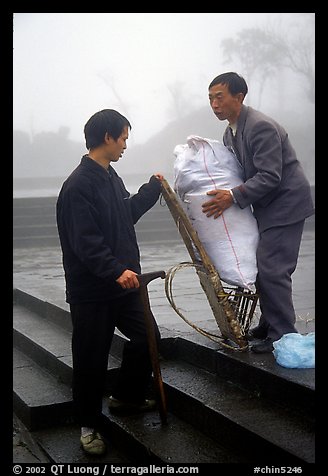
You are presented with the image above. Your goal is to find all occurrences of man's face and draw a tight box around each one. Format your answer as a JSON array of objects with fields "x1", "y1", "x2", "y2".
[
  {"x1": 106, "y1": 126, "x2": 129, "y2": 162},
  {"x1": 208, "y1": 83, "x2": 242, "y2": 124}
]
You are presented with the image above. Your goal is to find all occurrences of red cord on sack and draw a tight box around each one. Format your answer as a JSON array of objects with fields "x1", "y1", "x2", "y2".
[
  {"x1": 202, "y1": 142, "x2": 217, "y2": 190},
  {"x1": 221, "y1": 213, "x2": 248, "y2": 287},
  {"x1": 202, "y1": 141, "x2": 247, "y2": 288}
]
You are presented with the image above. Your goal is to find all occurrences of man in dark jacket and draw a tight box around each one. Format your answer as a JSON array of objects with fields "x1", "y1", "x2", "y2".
[
  {"x1": 203, "y1": 72, "x2": 314, "y2": 354},
  {"x1": 56, "y1": 109, "x2": 164, "y2": 455}
]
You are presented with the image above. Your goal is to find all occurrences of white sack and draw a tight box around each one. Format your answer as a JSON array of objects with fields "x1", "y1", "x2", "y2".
[{"x1": 173, "y1": 135, "x2": 259, "y2": 290}]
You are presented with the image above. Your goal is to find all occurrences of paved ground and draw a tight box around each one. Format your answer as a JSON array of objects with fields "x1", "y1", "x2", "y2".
[
  {"x1": 13, "y1": 228, "x2": 315, "y2": 337},
  {"x1": 12, "y1": 228, "x2": 315, "y2": 463},
  {"x1": 13, "y1": 413, "x2": 50, "y2": 463}
]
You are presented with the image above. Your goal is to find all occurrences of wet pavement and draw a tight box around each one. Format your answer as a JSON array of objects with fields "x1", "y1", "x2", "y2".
[
  {"x1": 12, "y1": 227, "x2": 315, "y2": 463},
  {"x1": 13, "y1": 228, "x2": 315, "y2": 337}
]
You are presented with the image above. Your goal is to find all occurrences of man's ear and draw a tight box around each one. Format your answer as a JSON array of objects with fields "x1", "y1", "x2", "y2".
[
  {"x1": 237, "y1": 92, "x2": 244, "y2": 103},
  {"x1": 105, "y1": 132, "x2": 113, "y2": 143}
]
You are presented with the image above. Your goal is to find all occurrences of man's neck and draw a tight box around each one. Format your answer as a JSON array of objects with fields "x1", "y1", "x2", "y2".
[
  {"x1": 87, "y1": 151, "x2": 110, "y2": 171},
  {"x1": 229, "y1": 123, "x2": 237, "y2": 136},
  {"x1": 228, "y1": 104, "x2": 242, "y2": 131}
]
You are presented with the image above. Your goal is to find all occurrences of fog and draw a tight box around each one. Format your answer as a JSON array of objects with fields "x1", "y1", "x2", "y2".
[{"x1": 13, "y1": 13, "x2": 315, "y2": 195}]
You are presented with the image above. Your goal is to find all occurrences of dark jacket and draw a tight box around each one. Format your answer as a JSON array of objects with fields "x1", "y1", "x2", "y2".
[
  {"x1": 224, "y1": 105, "x2": 314, "y2": 232},
  {"x1": 56, "y1": 155, "x2": 161, "y2": 304}
]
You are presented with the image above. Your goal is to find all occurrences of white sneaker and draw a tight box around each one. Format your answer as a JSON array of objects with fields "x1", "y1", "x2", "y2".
[{"x1": 80, "y1": 431, "x2": 106, "y2": 456}]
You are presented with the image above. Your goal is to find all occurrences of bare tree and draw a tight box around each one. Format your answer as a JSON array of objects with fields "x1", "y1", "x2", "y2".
[
  {"x1": 96, "y1": 70, "x2": 135, "y2": 146},
  {"x1": 272, "y1": 23, "x2": 315, "y2": 103},
  {"x1": 97, "y1": 71, "x2": 132, "y2": 119},
  {"x1": 166, "y1": 81, "x2": 189, "y2": 120},
  {"x1": 221, "y1": 28, "x2": 288, "y2": 108},
  {"x1": 166, "y1": 80, "x2": 202, "y2": 121},
  {"x1": 221, "y1": 17, "x2": 315, "y2": 106}
]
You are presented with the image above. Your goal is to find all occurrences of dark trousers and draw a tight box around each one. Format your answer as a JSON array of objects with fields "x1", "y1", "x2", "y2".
[
  {"x1": 70, "y1": 290, "x2": 160, "y2": 428},
  {"x1": 256, "y1": 220, "x2": 305, "y2": 341}
]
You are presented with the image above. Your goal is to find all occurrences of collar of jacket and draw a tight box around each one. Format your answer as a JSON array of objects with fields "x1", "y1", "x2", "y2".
[
  {"x1": 80, "y1": 154, "x2": 116, "y2": 181},
  {"x1": 236, "y1": 104, "x2": 249, "y2": 137}
]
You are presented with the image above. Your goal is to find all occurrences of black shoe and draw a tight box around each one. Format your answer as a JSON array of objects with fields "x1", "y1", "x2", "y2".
[
  {"x1": 108, "y1": 396, "x2": 157, "y2": 414},
  {"x1": 251, "y1": 337, "x2": 274, "y2": 354},
  {"x1": 247, "y1": 325, "x2": 268, "y2": 341}
]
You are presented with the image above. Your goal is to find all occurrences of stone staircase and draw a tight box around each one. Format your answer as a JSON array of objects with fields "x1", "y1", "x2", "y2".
[
  {"x1": 12, "y1": 189, "x2": 317, "y2": 249},
  {"x1": 13, "y1": 288, "x2": 315, "y2": 464},
  {"x1": 13, "y1": 196, "x2": 181, "y2": 248}
]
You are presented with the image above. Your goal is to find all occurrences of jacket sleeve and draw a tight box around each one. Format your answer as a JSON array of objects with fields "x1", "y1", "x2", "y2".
[
  {"x1": 232, "y1": 120, "x2": 283, "y2": 209},
  {"x1": 129, "y1": 175, "x2": 162, "y2": 224},
  {"x1": 61, "y1": 182, "x2": 126, "y2": 282}
]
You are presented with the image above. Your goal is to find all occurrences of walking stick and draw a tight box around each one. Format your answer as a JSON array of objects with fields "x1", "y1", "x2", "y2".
[{"x1": 137, "y1": 271, "x2": 167, "y2": 424}]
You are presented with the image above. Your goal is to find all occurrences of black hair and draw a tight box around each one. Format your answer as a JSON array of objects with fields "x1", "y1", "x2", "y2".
[
  {"x1": 84, "y1": 109, "x2": 132, "y2": 149},
  {"x1": 209, "y1": 72, "x2": 248, "y2": 98}
]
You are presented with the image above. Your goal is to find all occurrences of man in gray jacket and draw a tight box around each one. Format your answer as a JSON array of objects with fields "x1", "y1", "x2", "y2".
[{"x1": 203, "y1": 72, "x2": 314, "y2": 353}]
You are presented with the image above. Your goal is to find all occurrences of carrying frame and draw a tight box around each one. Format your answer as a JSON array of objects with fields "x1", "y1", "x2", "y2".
[{"x1": 160, "y1": 178, "x2": 258, "y2": 350}]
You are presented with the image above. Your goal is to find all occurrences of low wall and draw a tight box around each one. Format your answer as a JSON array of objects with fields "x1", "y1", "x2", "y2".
[{"x1": 13, "y1": 186, "x2": 315, "y2": 248}]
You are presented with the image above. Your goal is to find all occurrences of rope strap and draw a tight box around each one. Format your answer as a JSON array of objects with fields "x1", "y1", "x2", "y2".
[{"x1": 164, "y1": 262, "x2": 249, "y2": 351}]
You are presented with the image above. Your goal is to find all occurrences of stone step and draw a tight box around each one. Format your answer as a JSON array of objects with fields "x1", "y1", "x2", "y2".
[
  {"x1": 13, "y1": 294, "x2": 314, "y2": 463},
  {"x1": 160, "y1": 334, "x2": 315, "y2": 421},
  {"x1": 13, "y1": 302, "x2": 122, "y2": 387},
  {"x1": 100, "y1": 405, "x2": 249, "y2": 464},
  {"x1": 160, "y1": 359, "x2": 314, "y2": 463},
  {"x1": 14, "y1": 288, "x2": 315, "y2": 419},
  {"x1": 13, "y1": 349, "x2": 136, "y2": 464},
  {"x1": 13, "y1": 348, "x2": 73, "y2": 431},
  {"x1": 14, "y1": 340, "x2": 314, "y2": 463},
  {"x1": 15, "y1": 417, "x2": 132, "y2": 465},
  {"x1": 13, "y1": 224, "x2": 59, "y2": 238},
  {"x1": 13, "y1": 215, "x2": 56, "y2": 226},
  {"x1": 13, "y1": 194, "x2": 315, "y2": 248},
  {"x1": 13, "y1": 196, "x2": 58, "y2": 209},
  {"x1": 13, "y1": 198, "x2": 180, "y2": 247},
  {"x1": 13, "y1": 229, "x2": 179, "y2": 247},
  {"x1": 13, "y1": 236, "x2": 61, "y2": 248},
  {"x1": 32, "y1": 407, "x2": 247, "y2": 464},
  {"x1": 13, "y1": 347, "x2": 246, "y2": 464},
  {"x1": 33, "y1": 418, "x2": 246, "y2": 465},
  {"x1": 136, "y1": 228, "x2": 181, "y2": 243}
]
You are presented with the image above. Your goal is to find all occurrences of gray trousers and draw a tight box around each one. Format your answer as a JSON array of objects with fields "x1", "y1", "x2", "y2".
[{"x1": 256, "y1": 220, "x2": 305, "y2": 341}]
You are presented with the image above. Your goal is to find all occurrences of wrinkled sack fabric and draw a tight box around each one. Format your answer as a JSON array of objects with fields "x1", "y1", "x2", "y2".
[
  {"x1": 273, "y1": 332, "x2": 315, "y2": 368},
  {"x1": 173, "y1": 135, "x2": 259, "y2": 290}
]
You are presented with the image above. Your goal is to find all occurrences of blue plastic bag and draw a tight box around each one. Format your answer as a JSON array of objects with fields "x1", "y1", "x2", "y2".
[{"x1": 273, "y1": 332, "x2": 315, "y2": 369}]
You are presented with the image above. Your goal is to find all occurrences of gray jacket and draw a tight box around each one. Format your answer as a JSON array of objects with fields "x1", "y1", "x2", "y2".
[{"x1": 223, "y1": 105, "x2": 314, "y2": 232}]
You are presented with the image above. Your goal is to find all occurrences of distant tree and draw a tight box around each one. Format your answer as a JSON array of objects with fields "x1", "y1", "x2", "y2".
[
  {"x1": 167, "y1": 81, "x2": 188, "y2": 120},
  {"x1": 97, "y1": 70, "x2": 135, "y2": 146},
  {"x1": 57, "y1": 126, "x2": 70, "y2": 140},
  {"x1": 221, "y1": 18, "x2": 315, "y2": 106},
  {"x1": 97, "y1": 71, "x2": 132, "y2": 119},
  {"x1": 221, "y1": 28, "x2": 287, "y2": 108},
  {"x1": 13, "y1": 128, "x2": 84, "y2": 178},
  {"x1": 276, "y1": 25, "x2": 315, "y2": 104},
  {"x1": 166, "y1": 80, "x2": 201, "y2": 121}
]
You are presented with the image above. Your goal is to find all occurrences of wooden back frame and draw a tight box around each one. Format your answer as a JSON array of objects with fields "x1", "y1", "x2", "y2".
[{"x1": 160, "y1": 178, "x2": 258, "y2": 349}]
